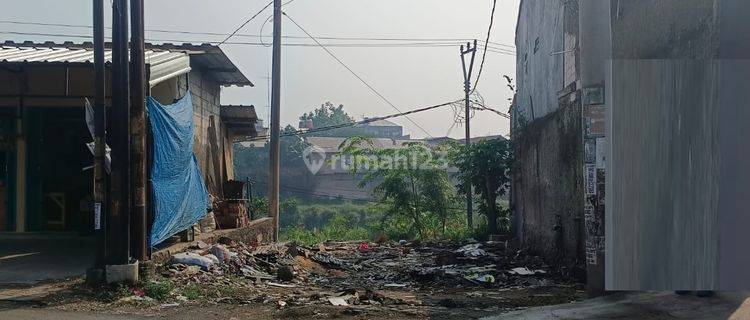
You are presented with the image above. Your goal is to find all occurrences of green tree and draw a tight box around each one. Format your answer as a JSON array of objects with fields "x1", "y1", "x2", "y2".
[
  {"x1": 299, "y1": 102, "x2": 361, "y2": 137},
  {"x1": 233, "y1": 125, "x2": 314, "y2": 198},
  {"x1": 340, "y1": 137, "x2": 455, "y2": 238},
  {"x1": 448, "y1": 138, "x2": 512, "y2": 235}
]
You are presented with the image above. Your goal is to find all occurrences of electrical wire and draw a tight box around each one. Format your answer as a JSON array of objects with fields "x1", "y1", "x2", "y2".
[
  {"x1": 0, "y1": 19, "x2": 516, "y2": 49},
  {"x1": 218, "y1": 0, "x2": 274, "y2": 45},
  {"x1": 0, "y1": 31, "x2": 514, "y2": 55},
  {"x1": 471, "y1": 102, "x2": 511, "y2": 119},
  {"x1": 470, "y1": 0, "x2": 498, "y2": 94},
  {"x1": 281, "y1": 12, "x2": 434, "y2": 138},
  {"x1": 241, "y1": 99, "x2": 461, "y2": 142}
]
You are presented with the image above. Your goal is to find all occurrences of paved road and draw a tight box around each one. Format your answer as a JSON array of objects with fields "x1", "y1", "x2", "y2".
[
  {"x1": 482, "y1": 292, "x2": 750, "y2": 320},
  {"x1": 0, "y1": 234, "x2": 94, "y2": 285},
  {"x1": 0, "y1": 309, "x2": 151, "y2": 320}
]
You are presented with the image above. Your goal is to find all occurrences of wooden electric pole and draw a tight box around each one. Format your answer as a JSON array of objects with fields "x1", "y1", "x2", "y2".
[
  {"x1": 268, "y1": 0, "x2": 282, "y2": 241},
  {"x1": 92, "y1": 0, "x2": 106, "y2": 269},
  {"x1": 108, "y1": 0, "x2": 131, "y2": 265},
  {"x1": 460, "y1": 40, "x2": 477, "y2": 229},
  {"x1": 130, "y1": 0, "x2": 148, "y2": 262}
]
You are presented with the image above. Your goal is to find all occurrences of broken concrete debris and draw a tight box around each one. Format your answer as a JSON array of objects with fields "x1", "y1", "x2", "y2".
[{"x1": 143, "y1": 238, "x2": 579, "y2": 315}]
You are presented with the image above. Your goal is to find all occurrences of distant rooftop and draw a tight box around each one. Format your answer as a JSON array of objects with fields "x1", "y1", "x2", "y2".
[
  {"x1": 360, "y1": 118, "x2": 400, "y2": 127},
  {"x1": 304, "y1": 136, "x2": 421, "y2": 153}
]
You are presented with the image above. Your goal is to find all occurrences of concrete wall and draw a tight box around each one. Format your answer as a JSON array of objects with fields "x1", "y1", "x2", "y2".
[
  {"x1": 610, "y1": 0, "x2": 719, "y2": 59},
  {"x1": 578, "y1": 0, "x2": 612, "y2": 295},
  {"x1": 606, "y1": 60, "x2": 724, "y2": 290},
  {"x1": 514, "y1": 0, "x2": 565, "y2": 125},
  {"x1": 513, "y1": 0, "x2": 583, "y2": 268},
  {"x1": 513, "y1": 99, "x2": 583, "y2": 266},
  {"x1": 605, "y1": 0, "x2": 750, "y2": 291}
]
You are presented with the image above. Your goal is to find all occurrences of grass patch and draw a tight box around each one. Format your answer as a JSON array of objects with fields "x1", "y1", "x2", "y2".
[
  {"x1": 182, "y1": 284, "x2": 203, "y2": 300},
  {"x1": 281, "y1": 214, "x2": 370, "y2": 246},
  {"x1": 144, "y1": 280, "x2": 173, "y2": 301},
  {"x1": 216, "y1": 284, "x2": 236, "y2": 297}
]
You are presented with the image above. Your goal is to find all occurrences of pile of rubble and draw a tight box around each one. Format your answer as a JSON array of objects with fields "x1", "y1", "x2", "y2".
[{"x1": 149, "y1": 236, "x2": 581, "y2": 315}]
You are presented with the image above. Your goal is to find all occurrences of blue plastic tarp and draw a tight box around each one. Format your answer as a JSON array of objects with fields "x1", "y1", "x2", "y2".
[{"x1": 147, "y1": 93, "x2": 209, "y2": 247}]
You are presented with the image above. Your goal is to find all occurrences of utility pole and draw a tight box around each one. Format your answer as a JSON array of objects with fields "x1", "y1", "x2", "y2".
[
  {"x1": 460, "y1": 40, "x2": 477, "y2": 229},
  {"x1": 92, "y1": 0, "x2": 106, "y2": 270},
  {"x1": 268, "y1": 0, "x2": 282, "y2": 242},
  {"x1": 130, "y1": 0, "x2": 148, "y2": 262},
  {"x1": 108, "y1": 0, "x2": 131, "y2": 265}
]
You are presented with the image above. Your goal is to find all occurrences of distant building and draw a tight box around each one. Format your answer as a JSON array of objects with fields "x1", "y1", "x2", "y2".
[
  {"x1": 298, "y1": 117, "x2": 410, "y2": 139},
  {"x1": 303, "y1": 136, "x2": 420, "y2": 200},
  {"x1": 356, "y1": 118, "x2": 409, "y2": 139}
]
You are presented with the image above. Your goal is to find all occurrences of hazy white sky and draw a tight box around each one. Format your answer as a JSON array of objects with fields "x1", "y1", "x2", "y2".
[{"x1": 1, "y1": 0, "x2": 519, "y2": 139}]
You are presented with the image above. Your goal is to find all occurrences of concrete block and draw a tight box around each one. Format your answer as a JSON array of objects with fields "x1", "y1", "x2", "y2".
[{"x1": 106, "y1": 261, "x2": 139, "y2": 284}]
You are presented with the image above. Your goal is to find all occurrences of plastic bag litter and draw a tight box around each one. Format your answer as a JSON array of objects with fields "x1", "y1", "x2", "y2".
[
  {"x1": 464, "y1": 274, "x2": 495, "y2": 284},
  {"x1": 456, "y1": 243, "x2": 487, "y2": 257},
  {"x1": 210, "y1": 244, "x2": 232, "y2": 263},
  {"x1": 172, "y1": 252, "x2": 215, "y2": 270}
]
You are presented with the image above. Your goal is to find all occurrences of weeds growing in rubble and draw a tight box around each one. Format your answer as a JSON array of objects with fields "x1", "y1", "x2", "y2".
[
  {"x1": 182, "y1": 284, "x2": 203, "y2": 300},
  {"x1": 144, "y1": 280, "x2": 174, "y2": 301},
  {"x1": 281, "y1": 215, "x2": 370, "y2": 246},
  {"x1": 279, "y1": 204, "x2": 499, "y2": 245}
]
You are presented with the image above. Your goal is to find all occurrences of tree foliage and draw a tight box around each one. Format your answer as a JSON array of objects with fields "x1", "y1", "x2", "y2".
[
  {"x1": 233, "y1": 125, "x2": 314, "y2": 198},
  {"x1": 339, "y1": 137, "x2": 455, "y2": 238},
  {"x1": 299, "y1": 102, "x2": 362, "y2": 137},
  {"x1": 448, "y1": 138, "x2": 512, "y2": 234}
]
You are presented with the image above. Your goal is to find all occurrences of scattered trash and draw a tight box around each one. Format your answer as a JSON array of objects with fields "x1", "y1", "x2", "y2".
[
  {"x1": 328, "y1": 296, "x2": 349, "y2": 306},
  {"x1": 160, "y1": 303, "x2": 180, "y2": 308},
  {"x1": 171, "y1": 252, "x2": 215, "y2": 270},
  {"x1": 209, "y1": 244, "x2": 232, "y2": 263},
  {"x1": 465, "y1": 274, "x2": 496, "y2": 284},
  {"x1": 456, "y1": 243, "x2": 487, "y2": 257},
  {"x1": 194, "y1": 240, "x2": 209, "y2": 250},
  {"x1": 358, "y1": 242, "x2": 370, "y2": 252},
  {"x1": 131, "y1": 288, "x2": 145, "y2": 297},
  {"x1": 120, "y1": 295, "x2": 155, "y2": 303},
  {"x1": 508, "y1": 267, "x2": 547, "y2": 276},
  {"x1": 267, "y1": 282, "x2": 296, "y2": 288},
  {"x1": 148, "y1": 236, "x2": 575, "y2": 317}
]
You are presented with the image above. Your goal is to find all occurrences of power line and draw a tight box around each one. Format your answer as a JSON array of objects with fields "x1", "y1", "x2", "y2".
[
  {"x1": 218, "y1": 0, "x2": 274, "y2": 45},
  {"x1": 470, "y1": 0, "x2": 498, "y2": 94},
  {"x1": 0, "y1": 31, "x2": 515, "y2": 55},
  {"x1": 0, "y1": 19, "x2": 515, "y2": 49},
  {"x1": 242, "y1": 99, "x2": 461, "y2": 142},
  {"x1": 471, "y1": 104, "x2": 510, "y2": 119},
  {"x1": 282, "y1": 12, "x2": 435, "y2": 138}
]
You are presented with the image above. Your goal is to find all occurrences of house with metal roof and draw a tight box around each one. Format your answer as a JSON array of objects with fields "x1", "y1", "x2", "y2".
[{"x1": 0, "y1": 41, "x2": 258, "y2": 238}]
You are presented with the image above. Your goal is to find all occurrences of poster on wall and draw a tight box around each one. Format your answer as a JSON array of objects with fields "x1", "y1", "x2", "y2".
[
  {"x1": 596, "y1": 138, "x2": 606, "y2": 169},
  {"x1": 585, "y1": 164, "x2": 597, "y2": 196}
]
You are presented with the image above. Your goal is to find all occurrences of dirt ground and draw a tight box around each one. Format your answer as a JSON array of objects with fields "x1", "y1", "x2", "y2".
[{"x1": 0, "y1": 239, "x2": 585, "y2": 319}]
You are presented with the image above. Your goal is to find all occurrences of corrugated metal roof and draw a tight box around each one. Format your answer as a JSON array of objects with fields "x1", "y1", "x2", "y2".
[
  {"x1": 0, "y1": 43, "x2": 190, "y2": 87},
  {"x1": 221, "y1": 105, "x2": 258, "y2": 137},
  {"x1": 0, "y1": 41, "x2": 252, "y2": 87},
  {"x1": 148, "y1": 43, "x2": 253, "y2": 87},
  {"x1": 221, "y1": 105, "x2": 257, "y2": 120}
]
